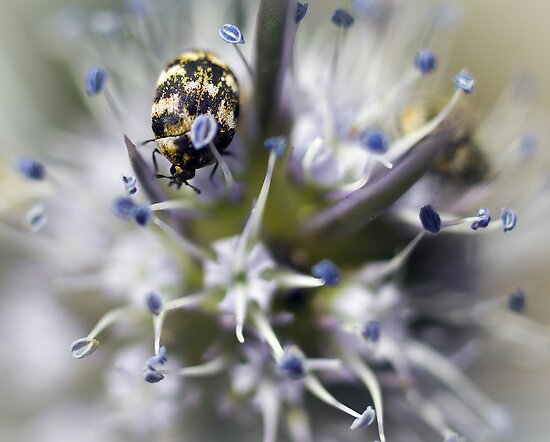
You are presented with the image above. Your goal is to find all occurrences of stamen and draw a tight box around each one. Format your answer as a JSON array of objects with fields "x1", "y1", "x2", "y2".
[
  {"x1": 301, "y1": 137, "x2": 326, "y2": 184},
  {"x1": 153, "y1": 311, "x2": 166, "y2": 354},
  {"x1": 190, "y1": 114, "x2": 234, "y2": 190},
  {"x1": 149, "y1": 199, "x2": 195, "y2": 212},
  {"x1": 479, "y1": 307, "x2": 550, "y2": 354},
  {"x1": 85, "y1": 65, "x2": 123, "y2": 125},
  {"x1": 85, "y1": 65, "x2": 108, "y2": 96},
  {"x1": 352, "y1": 49, "x2": 434, "y2": 131},
  {"x1": 150, "y1": 292, "x2": 209, "y2": 354},
  {"x1": 208, "y1": 142, "x2": 234, "y2": 190},
  {"x1": 405, "y1": 388, "x2": 458, "y2": 439},
  {"x1": 508, "y1": 288, "x2": 526, "y2": 313},
  {"x1": 71, "y1": 306, "x2": 143, "y2": 358},
  {"x1": 112, "y1": 197, "x2": 136, "y2": 220},
  {"x1": 355, "y1": 231, "x2": 425, "y2": 283},
  {"x1": 350, "y1": 406, "x2": 376, "y2": 430},
  {"x1": 143, "y1": 346, "x2": 168, "y2": 383},
  {"x1": 251, "y1": 307, "x2": 285, "y2": 361},
  {"x1": 295, "y1": 3, "x2": 309, "y2": 24},
  {"x1": 419, "y1": 205, "x2": 442, "y2": 233},
  {"x1": 219, "y1": 24, "x2": 254, "y2": 78},
  {"x1": 152, "y1": 216, "x2": 212, "y2": 262},
  {"x1": 163, "y1": 292, "x2": 209, "y2": 311},
  {"x1": 16, "y1": 157, "x2": 46, "y2": 181},
  {"x1": 158, "y1": 355, "x2": 226, "y2": 377},
  {"x1": 341, "y1": 349, "x2": 386, "y2": 441},
  {"x1": 145, "y1": 292, "x2": 163, "y2": 315},
  {"x1": 385, "y1": 86, "x2": 464, "y2": 162},
  {"x1": 70, "y1": 337, "x2": 99, "y2": 359},
  {"x1": 234, "y1": 138, "x2": 286, "y2": 272},
  {"x1": 304, "y1": 358, "x2": 343, "y2": 372},
  {"x1": 122, "y1": 175, "x2": 137, "y2": 195},
  {"x1": 329, "y1": 9, "x2": 354, "y2": 81},
  {"x1": 360, "y1": 128, "x2": 389, "y2": 155},
  {"x1": 470, "y1": 208, "x2": 491, "y2": 230},
  {"x1": 404, "y1": 340, "x2": 508, "y2": 431},
  {"x1": 86, "y1": 306, "x2": 141, "y2": 340},
  {"x1": 311, "y1": 259, "x2": 341, "y2": 286},
  {"x1": 279, "y1": 346, "x2": 307, "y2": 379},
  {"x1": 415, "y1": 50, "x2": 437, "y2": 75},
  {"x1": 273, "y1": 271, "x2": 325, "y2": 289},
  {"x1": 190, "y1": 113, "x2": 218, "y2": 148},
  {"x1": 453, "y1": 69, "x2": 475, "y2": 94},
  {"x1": 256, "y1": 381, "x2": 280, "y2": 442},
  {"x1": 235, "y1": 283, "x2": 247, "y2": 343},
  {"x1": 303, "y1": 375, "x2": 363, "y2": 420},
  {"x1": 23, "y1": 203, "x2": 48, "y2": 233},
  {"x1": 500, "y1": 207, "x2": 517, "y2": 232},
  {"x1": 134, "y1": 204, "x2": 152, "y2": 226},
  {"x1": 361, "y1": 320, "x2": 381, "y2": 342}
]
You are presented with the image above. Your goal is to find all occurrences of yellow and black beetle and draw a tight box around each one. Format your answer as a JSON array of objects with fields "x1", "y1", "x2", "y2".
[{"x1": 151, "y1": 50, "x2": 240, "y2": 192}]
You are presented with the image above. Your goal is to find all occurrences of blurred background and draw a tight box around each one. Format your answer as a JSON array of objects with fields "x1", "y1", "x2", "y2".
[{"x1": 1, "y1": 0, "x2": 549, "y2": 441}]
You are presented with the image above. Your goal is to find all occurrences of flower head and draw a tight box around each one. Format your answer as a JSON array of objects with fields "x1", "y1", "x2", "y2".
[{"x1": 5, "y1": 1, "x2": 549, "y2": 442}]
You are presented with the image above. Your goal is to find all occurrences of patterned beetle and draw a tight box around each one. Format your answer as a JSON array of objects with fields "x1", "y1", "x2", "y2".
[{"x1": 151, "y1": 50, "x2": 240, "y2": 192}]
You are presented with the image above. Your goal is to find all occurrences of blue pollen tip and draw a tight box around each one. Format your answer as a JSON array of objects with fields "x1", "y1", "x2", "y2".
[
  {"x1": 452, "y1": 69, "x2": 475, "y2": 94},
  {"x1": 146, "y1": 346, "x2": 168, "y2": 370},
  {"x1": 86, "y1": 65, "x2": 108, "y2": 96},
  {"x1": 360, "y1": 128, "x2": 388, "y2": 154},
  {"x1": 351, "y1": 406, "x2": 376, "y2": 430},
  {"x1": 419, "y1": 205, "x2": 441, "y2": 233},
  {"x1": 219, "y1": 24, "x2": 244, "y2": 45},
  {"x1": 70, "y1": 337, "x2": 99, "y2": 359},
  {"x1": 279, "y1": 347, "x2": 306, "y2": 379},
  {"x1": 508, "y1": 288, "x2": 526, "y2": 313},
  {"x1": 264, "y1": 136, "x2": 287, "y2": 158},
  {"x1": 311, "y1": 259, "x2": 341, "y2": 286},
  {"x1": 16, "y1": 157, "x2": 46, "y2": 180},
  {"x1": 112, "y1": 197, "x2": 136, "y2": 220},
  {"x1": 361, "y1": 320, "x2": 381, "y2": 342},
  {"x1": 415, "y1": 49, "x2": 437, "y2": 75},
  {"x1": 145, "y1": 292, "x2": 163, "y2": 315},
  {"x1": 122, "y1": 175, "x2": 137, "y2": 195},
  {"x1": 191, "y1": 114, "x2": 218, "y2": 149},
  {"x1": 296, "y1": 3, "x2": 309, "y2": 24},
  {"x1": 332, "y1": 8, "x2": 354, "y2": 28},
  {"x1": 143, "y1": 368, "x2": 165, "y2": 383},
  {"x1": 471, "y1": 207, "x2": 491, "y2": 230},
  {"x1": 500, "y1": 207, "x2": 517, "y2": 232},
  {"x1": 134, "y1": 204, "x2": 152, "y2": 226},
  {"x1": 519, "y1": 134, "x2": 538, "y2": 159}
]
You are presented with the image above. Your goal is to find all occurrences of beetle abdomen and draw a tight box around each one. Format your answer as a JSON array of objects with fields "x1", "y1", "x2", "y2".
[{"x1": 151, "y1": 50, "x2": 240, "y2": 155}]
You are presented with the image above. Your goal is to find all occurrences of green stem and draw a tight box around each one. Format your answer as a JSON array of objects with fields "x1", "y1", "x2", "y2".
[
  {"x1": 301, "y1": 121, "x2": 467, "y2": 237},
  {"x1": 254, "y1": 0, "x2": 297, "y2": 135}
]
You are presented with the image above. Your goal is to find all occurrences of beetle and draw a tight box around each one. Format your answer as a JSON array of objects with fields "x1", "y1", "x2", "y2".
[{"x1": 150, "y1": 50, "x2": 240, "y2": 193}]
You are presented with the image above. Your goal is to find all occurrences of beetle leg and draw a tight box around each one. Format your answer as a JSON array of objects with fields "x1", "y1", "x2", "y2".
[
  {"x1": 152, "y1": 149, "x2": 161, "y2": 174},
  {"x1": 184, "y1": 181, "x2": 201, "y2": 194}
]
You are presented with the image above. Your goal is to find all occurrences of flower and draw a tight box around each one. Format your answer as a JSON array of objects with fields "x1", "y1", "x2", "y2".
[{"x1": 2, "y1": 1, "x2": 550, "y2": 441}]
